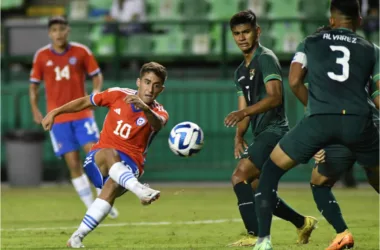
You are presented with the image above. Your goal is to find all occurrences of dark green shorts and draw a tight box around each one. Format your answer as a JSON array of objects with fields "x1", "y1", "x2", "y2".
[
  {"x1": 315, "y1": 145, "x2": 356, "y2": 178},
  {"x1": 241, "y1": 131, "x2": 284, "y2": 170},
  {"x1": 279, "y1": 115, "x2": 379, "y2": 166}
]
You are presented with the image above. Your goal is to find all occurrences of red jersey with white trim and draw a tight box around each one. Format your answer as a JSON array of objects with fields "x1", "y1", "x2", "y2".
[
  {"x1": 90, "y1": 87, "x2": 169, "y2": 172},
  {"x1": 30, "y1": 42, "x2": 101, "y2": 123}
]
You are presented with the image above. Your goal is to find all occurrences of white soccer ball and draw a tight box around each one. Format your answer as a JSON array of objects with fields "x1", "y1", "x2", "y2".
[{"x1": 168, "y1": 121, "x2": 204, "y2": 157}]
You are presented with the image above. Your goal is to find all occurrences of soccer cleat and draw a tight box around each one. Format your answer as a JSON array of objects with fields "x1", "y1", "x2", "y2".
[
  {"x1": 135, "y1": 183, "x2": 160, "y2": 205},
  {"x1": 107, "y1": 206, "x2": 119, "y2": 219},
  {"x1": 297, "y1": 216, "x2": 318, "y2": 244},
  {"x1": 227, "y1": 234, "x2": 258, "y2": 247},
  {"x1": 253, "y1": 238, "x2": 273, "y2": 250},
  {"x1": 325, "y1": 230, "x2": 354, "y2": 250},
  {"x1": 66, "y1": 232, "x2": 84, "y2": 248}
]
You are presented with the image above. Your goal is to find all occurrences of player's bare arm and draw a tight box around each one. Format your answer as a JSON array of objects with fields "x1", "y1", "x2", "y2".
[
  {"x1": 29, "y1": 84, "x2": 43, "y2": 124},
  {"x1": 124, "y1": 95, "x2": 165, "y2": 131},
  {"x1": 289, "y1": 62, "x2": 308, "y2": 106},
  {"x1": 224, "y1": 79, "x2": 283, "y2": 127},
  {"x1": 92, "y1": 73, "x2": 103, "y2": 94},
  {"x1": 234, "y1": 96, "x2": 249, "y2": 159},
  {"x1": 41, "y1": 96, "x2": 93, "y2": 131}
]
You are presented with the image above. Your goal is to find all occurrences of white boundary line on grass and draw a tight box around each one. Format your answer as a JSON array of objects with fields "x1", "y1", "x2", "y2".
[{"x1": 1, "y1": 218, "x2": 256, "y2": 232}]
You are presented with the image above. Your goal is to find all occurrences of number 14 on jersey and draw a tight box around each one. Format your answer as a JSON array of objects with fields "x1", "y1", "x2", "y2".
[{"x1": 54, "y1": 65, "x2": 70, "y2": 81}]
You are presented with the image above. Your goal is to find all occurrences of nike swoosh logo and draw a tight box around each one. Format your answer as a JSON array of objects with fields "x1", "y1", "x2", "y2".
[{"x1": 338, "y1": 235, "x2": 347, "y2": 245}]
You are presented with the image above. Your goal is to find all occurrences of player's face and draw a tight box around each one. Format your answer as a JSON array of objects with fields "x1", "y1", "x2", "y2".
[
  {"x1": 48, "y1": 24, "x2": 69, "y2": 47},
  {"x1": 231, "y1": 23, "x2": 260, "y2": 53},
  {"x1": 136, "y1": 72, "x2": 165, "y2": 104}
]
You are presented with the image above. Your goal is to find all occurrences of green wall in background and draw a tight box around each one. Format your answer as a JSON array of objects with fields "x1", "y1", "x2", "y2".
[{"x1": 1, "y1": 80, "x2": 367, "y2": 181}]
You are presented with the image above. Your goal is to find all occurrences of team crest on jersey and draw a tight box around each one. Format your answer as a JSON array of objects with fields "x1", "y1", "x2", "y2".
[
  {"x1": 69, "y1": 57, "x2": 77, "y2": 65},
  {"x1": 136, "y1": 117, "x2": 146, "y2": 126},
  {"x1": 249, "y1": 69, "x2": 255, "y2": 80}
]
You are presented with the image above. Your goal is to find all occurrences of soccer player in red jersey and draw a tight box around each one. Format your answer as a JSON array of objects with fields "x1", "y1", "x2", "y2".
[
  {"x1": 29, "y1": 16, "x2": 118, "y2": 218},
  {"x1": 41, "y1": 62, "x2": 168, "y2": 248}
]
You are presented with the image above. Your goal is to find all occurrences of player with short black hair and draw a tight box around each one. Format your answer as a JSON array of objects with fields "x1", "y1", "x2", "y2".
[
  {"x1": 48, "y1": 15, "x2": 68, "y2": 27},
  {"x1": 225, "y1": 10, "x2": 317, "y2": 247},
  {"x1": 252, "y1": 0, "x2": 379, "y2": 248},
  {"x1": 42, "y1": 62, "x2": 168, "y2": 248}
]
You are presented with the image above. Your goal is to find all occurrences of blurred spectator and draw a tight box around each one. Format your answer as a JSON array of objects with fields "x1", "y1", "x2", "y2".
[
  {"x1": 361, "y1": 0, "x2": 379, "y2": 41},
  {"x1": 106, "y1": 0, "x2": 146, "y2": 35}
]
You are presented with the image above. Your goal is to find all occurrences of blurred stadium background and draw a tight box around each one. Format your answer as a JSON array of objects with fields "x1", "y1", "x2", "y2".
[
  {"x1": 1, "y1": 0, "x2": 379, "y2": 184},
  {"x1": 1, "y1": 1, "x2": 379, "y2": 249}
]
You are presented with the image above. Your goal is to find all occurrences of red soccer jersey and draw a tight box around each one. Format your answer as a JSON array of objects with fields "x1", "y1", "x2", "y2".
[
  {"x1": 90, "y1": 87, "x2": 169, "y2": 174},
  {"x1": 30, "y1": 42, "x2": 101, "y2": 123}
]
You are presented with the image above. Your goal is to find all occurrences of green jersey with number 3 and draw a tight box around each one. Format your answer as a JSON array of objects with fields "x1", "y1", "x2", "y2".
[{"x1": 293, "y1": 28, "x2": 379, "y2": 116}]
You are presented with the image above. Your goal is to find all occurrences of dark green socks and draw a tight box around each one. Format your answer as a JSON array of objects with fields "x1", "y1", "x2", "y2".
[
  {"x1": 234, "y1": 181, "x2": 258, "y2": 235},
  {"x1": 311, "y1": 183, "x2": 347, "y2": 233}
]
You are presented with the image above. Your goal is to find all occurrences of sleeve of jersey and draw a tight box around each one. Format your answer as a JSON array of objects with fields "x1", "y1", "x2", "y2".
[
  {"x1": 30, "y1": 52, "x2": 43, "y2": 84},
  {"x1": 90, "y1": 89, "x2": 117, "y2": 107},
  {"x1": 233, "y1": 70, "x2": 243, "y2": 96},
  {"x1": 259, "y1": 54, "x2": 283, "y2": 84},
  {"x1": 153, "y1": 105, "x2": 169, "y2": 125},
  {"x1": 292, "y1": 40, "x2": 307, "y2": 69},
  {"x1": 372, "y1": 44, "x2": 380, "y2": 84},
  {"x1": 84, "y1": 48, "x2": 101, "y2": 77}
]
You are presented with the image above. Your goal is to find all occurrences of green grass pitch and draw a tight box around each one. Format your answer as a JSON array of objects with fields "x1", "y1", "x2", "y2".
[{"x1": 1, "y1": 185, "x2": 378, "y2": 249}]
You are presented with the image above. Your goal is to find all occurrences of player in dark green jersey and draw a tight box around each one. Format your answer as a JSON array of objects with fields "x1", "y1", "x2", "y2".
[
  {"x1": 251, "y1": 1, "x2": 380, "y2": 249},
  {"x1": 303, "y1": 25, "x2": 379, "y2": 250},
  {"x1": 224, "y1": 10, "x2": 317, "y2": 247},
  {"x1": 306, "y1": 40, "x2": 380, "y2": 248},
  {"x1": 309, "y1": 82, "x2": 378, "y2": 250}
]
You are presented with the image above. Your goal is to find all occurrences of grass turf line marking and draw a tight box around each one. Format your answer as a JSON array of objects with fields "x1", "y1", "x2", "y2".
[{"x1": 1, "y1": 218, "x2": 252, "y2": 232}]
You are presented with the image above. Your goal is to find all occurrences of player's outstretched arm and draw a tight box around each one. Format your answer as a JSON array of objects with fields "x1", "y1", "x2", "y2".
[
  {"x1": 41, "y1": 96, "x2": 93, "y2": 131},
  {"x1": 289, "y1": 62, "x2": 308, "y2": 106}
]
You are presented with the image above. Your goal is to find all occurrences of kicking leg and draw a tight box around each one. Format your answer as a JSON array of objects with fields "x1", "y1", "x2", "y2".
[{"x1": 95, "y1": 148, "x2": 160, "y2": 204}]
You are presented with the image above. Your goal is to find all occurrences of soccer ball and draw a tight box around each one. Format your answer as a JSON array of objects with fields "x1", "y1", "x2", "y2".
[{"x1": 168, "y1": 121, "x2": 204, "y2": 157}]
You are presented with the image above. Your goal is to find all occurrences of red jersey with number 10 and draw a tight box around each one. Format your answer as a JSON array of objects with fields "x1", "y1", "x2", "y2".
[
  {"x1": 30, "y1": 42, "x2": 101, "y2": 123},
  {"x1": 90, "y1": 87, "x2": 169, "y2": 172}
]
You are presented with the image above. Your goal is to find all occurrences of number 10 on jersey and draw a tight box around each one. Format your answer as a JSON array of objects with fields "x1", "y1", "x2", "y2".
[{"x1": 113, "y1": 120, "x2": 132, "y2": 139}]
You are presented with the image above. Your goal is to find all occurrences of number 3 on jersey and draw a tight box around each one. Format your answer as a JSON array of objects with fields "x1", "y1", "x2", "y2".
[
  {"x1": 328, "y1": 46, "x2": 350, "y2": 82},
  {"x1": 113, "y1": 120, "x2": 132, "y2": 139},
  {"x1": 54, "y1": 65, "x2": 70, "y2": 81}
]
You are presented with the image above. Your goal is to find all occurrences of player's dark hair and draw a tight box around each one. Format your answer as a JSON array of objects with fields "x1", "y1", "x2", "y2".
[
  {"x1": 314, "y1": 25, "x2": 332, "y2": 34},
  {"x1": 48, "y1": 16, "x2": 68, "y2": 28},
  {"x1": 330, "y1": 0, "x2": 361, "y2": 19},
  {"x1": 229, "y1": 10, "x2": 257, "y2": 30},
  {"x1": 140, "y1": 62, "x2": 167, "y2": 84}
]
